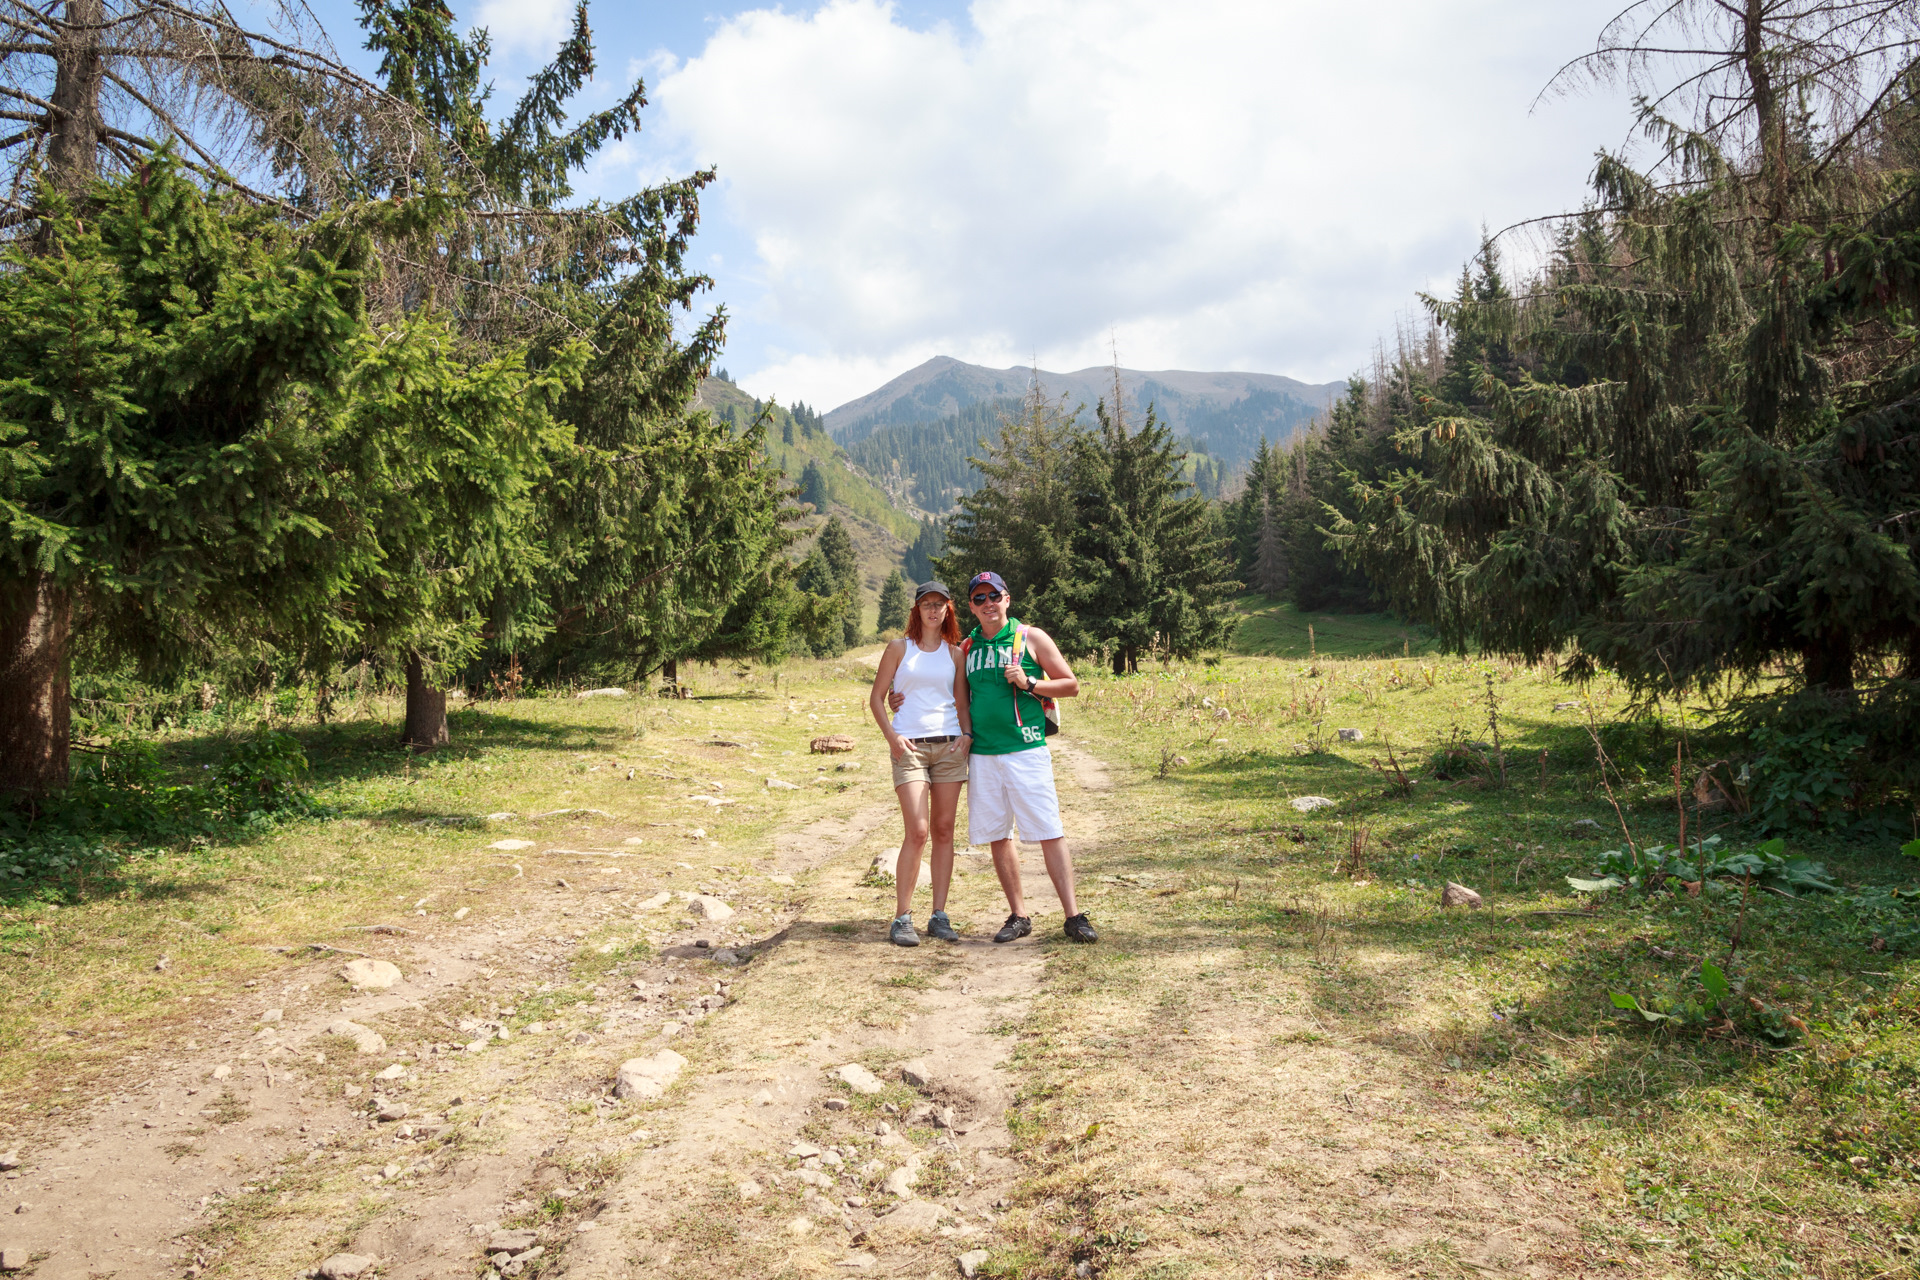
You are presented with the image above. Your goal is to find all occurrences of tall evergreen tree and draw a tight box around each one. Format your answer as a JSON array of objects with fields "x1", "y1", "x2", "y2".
[
  {"x1": 1056, "y1": 387, "x2": 1240, "y2": 673},
  {"x1": 799, "y1": 460, "x2": 830, "y2": 513},
  {"x1": 902, "y1": 520, "x2": 945, "y2": 583},
  {"x1": 876, "y1": 569, "x2": 910, "y2": 634},
  {"x1": 1251, "y1": 496, "x2": 1287, "y2": 599}
]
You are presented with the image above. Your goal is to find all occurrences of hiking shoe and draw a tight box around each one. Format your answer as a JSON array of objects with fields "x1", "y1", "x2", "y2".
[
  {"x1": 992, "y1": 914, "x2": 1032, "y2": 944},
  {"x1": 1064, "y1": 913, "x2": 1099, "y2": 944},
  {"x1": 927, "y1": 910, "x2": 960, "y2": 943},
  {"x1": 890, "y1": 915, "x2": 919, "y2": 947}
]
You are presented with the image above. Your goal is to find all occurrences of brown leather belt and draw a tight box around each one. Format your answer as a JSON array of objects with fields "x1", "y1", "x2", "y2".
[{"x1": 908, "y1": 735, "x2": 957, "y2": 745}]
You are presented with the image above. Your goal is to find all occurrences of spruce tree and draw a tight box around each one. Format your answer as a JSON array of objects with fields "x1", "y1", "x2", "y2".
[
  {"x1": 876, "y1": 570, "x2": 911, "y2": 634},
  {"x1": 1252, "y1": 496, "x2": 1287, "y2": 599},
  {"x1": 799, "y1": 460, "x2": 830, "y2": 513},
  {"x1": 1056, "y1": 389, "x2": 1241, "y2": 674}
]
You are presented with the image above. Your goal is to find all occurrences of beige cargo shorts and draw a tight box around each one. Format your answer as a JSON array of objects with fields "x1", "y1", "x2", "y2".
[{"x1": 891, "y1": 737, "x2": 970, "y2": 787}]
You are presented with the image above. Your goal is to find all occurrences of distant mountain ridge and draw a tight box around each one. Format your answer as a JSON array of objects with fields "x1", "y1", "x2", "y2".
[{"x1": 824, "y1": 356, "x2": 1346, "y2": 461}]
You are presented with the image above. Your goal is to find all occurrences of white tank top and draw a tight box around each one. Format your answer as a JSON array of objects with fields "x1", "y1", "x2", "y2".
[{"x1": 890, "y1": 640, "x2": 961, "y2": 738}]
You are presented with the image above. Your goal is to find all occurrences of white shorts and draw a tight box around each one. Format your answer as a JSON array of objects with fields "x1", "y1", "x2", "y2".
[{"x1": 967, "y1": 747, "x2": 1064, "y2": 845}]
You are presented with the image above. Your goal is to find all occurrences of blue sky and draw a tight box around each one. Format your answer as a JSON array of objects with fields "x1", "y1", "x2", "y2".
[{"x1": 300, "y1": 1, "x2": 1642, "y2": 412}]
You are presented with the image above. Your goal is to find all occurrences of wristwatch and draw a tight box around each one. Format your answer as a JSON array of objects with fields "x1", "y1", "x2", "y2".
[{"x1": 1023, "y1": 673, "x2": 1038, "y2": 693}]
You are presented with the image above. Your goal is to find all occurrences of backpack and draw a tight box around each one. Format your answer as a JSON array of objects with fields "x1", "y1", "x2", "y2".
[{"x1": 963, "y1": 623, "x2": 1060, "y2": 737}]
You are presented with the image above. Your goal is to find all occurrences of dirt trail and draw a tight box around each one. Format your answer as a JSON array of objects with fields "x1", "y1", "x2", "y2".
[{"x1": 0, "y1": 741, "x2": 1111, "y2": 1280}]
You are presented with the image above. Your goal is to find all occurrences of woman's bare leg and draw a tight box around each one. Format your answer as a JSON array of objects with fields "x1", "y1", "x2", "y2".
[
  {"x1": 894, "y1": 780, "x2": 930, "y2": 918},
  {"x1": 928, "y1": 780, "x2": 962, "y2": 913}
]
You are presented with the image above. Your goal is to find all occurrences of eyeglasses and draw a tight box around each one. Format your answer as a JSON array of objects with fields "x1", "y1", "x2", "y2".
[
  {"x1": 970, "y1": 591, "x2": 1003, "y2": 605},
  {"x1": 917, "y1": 596, "x2": 949, "y2": 607}
]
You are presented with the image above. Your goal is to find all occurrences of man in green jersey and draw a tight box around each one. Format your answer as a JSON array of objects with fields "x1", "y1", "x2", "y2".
[{"x1": 960, "y1": 571, "x2": 1097, "y2": 944}]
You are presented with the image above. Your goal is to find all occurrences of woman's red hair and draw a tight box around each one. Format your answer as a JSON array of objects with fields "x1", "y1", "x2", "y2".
[{"x1": 906, "y1": 594, "x2": 962, "y2": 644}]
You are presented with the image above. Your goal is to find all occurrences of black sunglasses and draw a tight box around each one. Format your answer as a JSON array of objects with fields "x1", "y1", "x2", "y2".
[{"x1": 970, "y1": 590, "x2": 1004, "y2": 604}]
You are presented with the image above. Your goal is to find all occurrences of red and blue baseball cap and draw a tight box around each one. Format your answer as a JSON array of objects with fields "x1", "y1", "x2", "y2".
[{"x1": 966, "y1": 571, "x2": 1008, "y2": 597}]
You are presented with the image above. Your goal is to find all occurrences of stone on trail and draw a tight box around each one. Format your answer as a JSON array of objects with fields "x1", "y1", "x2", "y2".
[
  {"x1": 340, "y1": 959, "x2": 402, "y2": 990},
  {"x1": 823, "y1": 1097, "x2": 849, "y2": 1111},
  {"x1": 326, "y1": 1020, "x2": 387, "y2": 1055},
  {"x1": 873, "y1": 1199, "x2": 944, "y2": 1237},
  {"x1": 1567, "y1": 818, "x2": 1604, "y2": 838},
  {"x1": 836, "y1": 760, "x2": 861, "y2": 771},
  {"x1": 210, "y1": 1064, "x2": 231, "y2": 1080},
  {"x1": 375, "y1": 1064, "x2": 406, "y2": 1081},
  {"x1": 765, "y1": 778, "x2": 800, "y2": 790},
  {"x1": 809, "y1": 734, "x2": 856, "y2": 754},
  {"x1": 314, "y1": 1255, "x2": 378, "y2": 1280},
  {"x1": 899, "y1": 1059, "x2": 935, "y2": 1089},
  {"x1": 488, "y1": 1229, "x2": 538, "y2": 1253},
  {"x1": 0, "y1": 1249, "x2": 28, "y2": 1272},
  {"x1": 261, "y1": 1008, "x2": 283, "y2": 1023},
  {"x1": 685, "y1": 895, "x2": 735, "y2": 922},
  {"x1": 832, "y1": 1062, "x2": 885, "y2": 1095},
  {"x1": 1290, "y1": 795, "x2": 1337, "y2": 813},
  {"x1": 1336, "y1": 728, "x2": 1364, "y2": 742},
  {"x1": 882, "y1": 1166, "x2": 917, "y2": 1199},
  {"x1": 959, "y1": 1249, "x2": 991, "y2": 1278},
  {"x1": 489, "y1": 839, "x2": 535, "y2": 851},
  {"x1": 768, "y1": 873, "x2": 796, "y2": 885},
  {"x1": 636, "y1": 891, "x2": 673, "y2": 910},
  {"x1": 375, "y1": 1099, "x2": 408, "y2": 1122},
  {"x1": 614, "y1": 1049, "x2": 686, "y2": 1100},
  {"x1": 0, "y1": 1152, "x2": 16, "y2": 1171},
  {"x1": 1441, "y1": 881, "x2": 1484, "y2": 910}
]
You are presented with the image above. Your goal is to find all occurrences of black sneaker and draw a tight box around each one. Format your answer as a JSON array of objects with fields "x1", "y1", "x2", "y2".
[
  {"x1": 1064, "y1": 913, "x2": 1099, "y2": 944},
  {"x1": 992, "y1": 914, "x2": 1032, "y2": 944},
  {"x1": 927, "y1": 911, "x2": 960, "y2": 943},
  {"x1": 889, "y1": 916, "x2": 919, "y2": 947}
]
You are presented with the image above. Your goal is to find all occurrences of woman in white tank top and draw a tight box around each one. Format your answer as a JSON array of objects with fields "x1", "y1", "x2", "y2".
[{"x1": 866, "y1": 581, "x2": 973, "y2": 946}]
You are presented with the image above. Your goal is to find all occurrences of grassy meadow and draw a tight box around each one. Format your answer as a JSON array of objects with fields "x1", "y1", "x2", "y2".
[{"x1": 0, "y1": 604, "x2": 1915, "y2": 1277}]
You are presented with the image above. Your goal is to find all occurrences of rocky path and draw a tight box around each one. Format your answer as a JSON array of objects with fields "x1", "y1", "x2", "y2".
[{"x1": 0, "y1": 741, "x2": 1115, "y2": 1280}]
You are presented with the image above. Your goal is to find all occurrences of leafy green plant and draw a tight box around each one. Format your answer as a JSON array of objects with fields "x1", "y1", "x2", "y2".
[
  {"x1": 1746, "y1": 718, "x2": 1867, "y2": 829},
  {"x1": 1611, "y1": 960, "x2": 1802, "y2": 1042},
  {"x1": 1569, "y1": 836, "x2": 1837, "y2": 897}
]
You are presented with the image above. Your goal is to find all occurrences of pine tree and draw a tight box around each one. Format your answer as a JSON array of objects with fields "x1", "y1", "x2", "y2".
[
  {"x1": 1056, "y1": 385, "x2": 1241, "y2": 674},
  {"x1": 0, "y1": 160, "x2": 368, "y2": 799},
  {"x1": 799, "y1": 460, "x2": 829, "y2": 513},
  {"x1": 876, "y1": 570, "x2": 911, "y2": 634},
  {"x1": 818, "y1": 517, "x2": 860, "y2": 594},
  {"x1": 935, "y1": 381, "x2": 1082, "y2": 629},
  {"x1": 902, "y1": 521, "x2": 944, "y2": 583},
  {"x1": 1252, "y1": 496, "x2": 1287, "y2": 598},
  {"x1": 793, "y1": 548, "x2": 845, "y2": 657}
]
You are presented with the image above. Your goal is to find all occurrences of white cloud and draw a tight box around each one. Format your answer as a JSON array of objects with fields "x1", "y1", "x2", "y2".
[
  {"x1": 646, "y1": 0, "x2": 1638, "y2": 410},
  {"x1": 471, "y1": 0, "x2": 574, "y2": 55}
]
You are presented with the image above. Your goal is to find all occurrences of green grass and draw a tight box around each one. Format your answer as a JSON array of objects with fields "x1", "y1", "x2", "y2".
[
  {"x1": 1012, "y1": 646, "x2": 1920, "y2": 1277},
  {"x1": 1231, "y1": 594, "x2": 1441, "y2": 659}
]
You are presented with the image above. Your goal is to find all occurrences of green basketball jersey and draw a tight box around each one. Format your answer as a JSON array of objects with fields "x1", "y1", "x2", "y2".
[{"x1": 964, "y1": 619, "x2": 1047, "y2": 755}]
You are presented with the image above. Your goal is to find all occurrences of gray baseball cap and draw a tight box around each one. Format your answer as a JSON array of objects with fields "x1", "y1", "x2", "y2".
[{"x1": 914, "y1": 580, "x2": 951, "y2": 601}]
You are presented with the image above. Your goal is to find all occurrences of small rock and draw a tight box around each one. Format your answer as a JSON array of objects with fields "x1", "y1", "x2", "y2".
[
  {"x1": 340, "y1": 959, "x2": 402, "y2": 990},
  {"x1": 710, "y1": 948, "x2": 741, "y2": 964},
  {"x1": 1336, "y1": 728, "x2": 1364, "y2": 743},
  {"x1": 1553, "y1": 700, "x2": 1582, "y2": 712},
  {"x1": 1567, "y1": 818, "x2": 1604, "y2": 837},
  {"x1": 959, "y1": 1250, "x2": 991, "y2": 1279},
  {"x1": 636, "y1": 891, "x2": 673, "y2": 910},
  {"x1": 315, "y1": 1254, "x2": 378, "y2": 1280},
  {"x1": 810, "y1": 734, "x2": 856, "y2": 754},
  {"x1": 765, "y1": 778, "x2": 800, "y2": 790},
  {"x1": 210, "y1": 1064, "x2": 231, "y2": 1080},
  {"x1": 905, "y1": 1101, "x2": 934, "y2": 1126},
  {"x1": 836, "y1": 761, "x2": 862, "y2": 772},
  {"x1": 1440, "y1": 881, "x2": 1484, "y2": 910},
  {"x1": 453, "y1": 906, "x2": 470, "y2": 920},
  {"x1": 883, "y1": 1166, "x2": 917, "y2": 1198},
  {"x1": 375, "y1": 1064, "x2": 407, "y2": 1081},
  {"x1": 575, "y1": 687, "x2": 627, "y2": 698},
  {"x1": 768, "y1": 873, "x2": 796, "y2": 885},
  {"x1": 874, "y1": 1199, "x2": 943, "y2": 1235},
  {"x1": 614, "y1": 1049, "x2": 687, "y2": 1100},
  {"x1": 326, "y1": 1020, "x2": 387, "y2": 1055},
  {"x1": 376, "y1": 1100, "x2": 409, "y2": 1122},
  {"x1": 899, "y1": 1059, "x2": 935, "y2": 1089},
  {"x1": 687, "y1": 827, "x2": 707, "y2": 840},
  {"x1": 381, "y1": 1163, "x2": 401, "y2": 1180},
  {"x1": 833, "y1": 1062, "x2": 885, "y2": 1095},
  {"x1": 485, "y1": 811, "x2": 516, "y2": 821},
  {"x1": 0, "y1": 1249, "x2": 28, "y2": 1272},
  {"x1": 823, "y1": 1098, "x2": 850, "y2": 1112},
  {"x1": 489, "y1": 839, "x2": 536, "y2": 850},
  {"x1": 342, "y1": 1084, "x2": 362, "y2": 1098},
  {"x1": 487, "y1": 1230, "x2": 538, "y2": 1253},
  {"x1": 0, "y1": 1152, "x2": 16, "y2": 1171},
  {"x1": 685, "y1": 895, "x2": 735, "y2": 922},
  {"x1": 932, "y1": 1106, "x2": 955, "y2": 1129},
  {"x1": 12, "y1": 1202, "x2": 28, "y2": 1214},
  {"x1": 261, "y1": 1009, "x2": 283, "y2": 1023},
  {"x1": 465, "y1": 1038, "x2": 489, "y2": 1054},
  {"x1": 751, "y1": 1089, "x2": 774, "y2": 1106},
  {"x1": 790, "y1": 1141, "x2": 825, "y2": 1158},
  {"x1": 1289, "y1": 795, "x2": 1337, "y2": 812}
]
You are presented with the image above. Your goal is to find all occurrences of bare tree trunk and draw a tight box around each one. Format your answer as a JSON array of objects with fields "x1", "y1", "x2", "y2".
[
  {"x1": 48, "y1": 0, "x2": 104, "y2": 195},
  {"x1": 0, "y1": 569, "x2": 72, "y2": 802},
  {"x1": 401, "y1": 652, "x2": 448, "y2": 749},
  {"x1": 1802, "y1": 632, "x2": 1855, "y2": 690}
]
